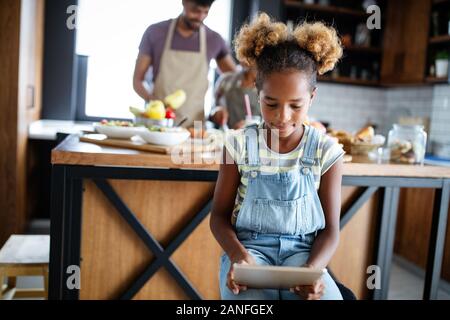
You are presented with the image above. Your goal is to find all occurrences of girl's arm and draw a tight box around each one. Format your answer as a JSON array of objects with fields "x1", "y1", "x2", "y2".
[
  {"x1": 210, "y1": 148, "x2": 249, "y2": 262},
  {"x1": 305, "y1": 158, "x2": 343, "y2": 269}
]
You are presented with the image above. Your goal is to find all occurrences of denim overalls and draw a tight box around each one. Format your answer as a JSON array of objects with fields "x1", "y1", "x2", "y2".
[{"x1": 219, "y1": 124, "x2": 343, "y2": 300}]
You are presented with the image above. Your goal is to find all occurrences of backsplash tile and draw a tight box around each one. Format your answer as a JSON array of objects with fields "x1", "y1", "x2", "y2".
[
  {"x1": 310, "y1": 83, "x2": 386, "y2": 134},
  {"x1": 430, "y1": 84, "x2": 450, "y2": 148},
  {"x1": 310, "y1": 83, "x2": 449, "y2": 154}
]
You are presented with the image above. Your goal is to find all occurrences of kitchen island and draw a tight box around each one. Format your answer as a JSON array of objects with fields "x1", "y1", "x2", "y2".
[{"x1": 49, "y1": 134, "x2": 450, "y2": 300}]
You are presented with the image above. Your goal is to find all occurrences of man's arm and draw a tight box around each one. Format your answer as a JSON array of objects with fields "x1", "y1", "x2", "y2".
[
  {"x1": 133, "y1": 53, "x2": 153, "y2": 102},
  {"x1": 216, "y1": 54, "x2": 237, "y2": 74}
]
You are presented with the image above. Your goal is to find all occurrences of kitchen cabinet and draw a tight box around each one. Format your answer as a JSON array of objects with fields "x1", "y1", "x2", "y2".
[
  {"x1": 380, "y1": 0, "x2": 431, "y2": 85},
  {"x1": 262, "y1": 0, "x2": 439, "y2": 86},
  {"x1": 425, "y1": 0, "x2": 450, "y2": 83},
  {"x1": 0, "y1": 0, "x2": 45, "y2": 246},
  {"x1": 281, "y1": 0, "x2": 387, "y2": 86}
]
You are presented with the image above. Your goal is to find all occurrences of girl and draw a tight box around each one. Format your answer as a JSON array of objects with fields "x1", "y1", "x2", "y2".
[{"x1": 210, "y1": 13, "x2": 344, "y2": 300}]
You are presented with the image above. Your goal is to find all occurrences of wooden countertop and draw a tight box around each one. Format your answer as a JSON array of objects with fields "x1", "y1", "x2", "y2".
[{"x1": 52, "y1": 134, "x2": 450, "y2": 178}]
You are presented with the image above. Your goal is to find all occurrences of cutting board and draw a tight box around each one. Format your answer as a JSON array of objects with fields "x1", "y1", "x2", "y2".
[{"x1": 79, "y1": 134, "x2": 220, "y2": 154}]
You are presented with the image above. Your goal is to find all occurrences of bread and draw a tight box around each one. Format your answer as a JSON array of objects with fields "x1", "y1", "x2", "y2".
[
  {"x1": 355, "y1": 126, "x2": 374, "y2": 142},
  {"x1": 328, "y1": 129, "x2": 352, "y2": 154}
]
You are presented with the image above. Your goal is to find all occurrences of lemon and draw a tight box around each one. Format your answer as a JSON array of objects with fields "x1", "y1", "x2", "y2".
[{"x1": 145, "y1": 100, "x2": 166, "y2": 120}]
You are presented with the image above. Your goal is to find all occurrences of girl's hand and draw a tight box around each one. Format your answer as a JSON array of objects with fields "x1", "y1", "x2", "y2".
[
  {"x1": 211, "y1": 106, "x2": 229, "y2": 126},
  {"x1": 290, "y1": 263, "x2": 325, "y2": 300},
  {"x1": 226, "y1": 253, "x2": 256, "y2": 295},
  {"x1": 290, "y1": 279, "x2": 325, "y2": 300}
]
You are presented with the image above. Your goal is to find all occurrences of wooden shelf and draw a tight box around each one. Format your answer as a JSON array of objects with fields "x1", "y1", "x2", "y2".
[
  {"x1": 344, "y1": 45, "x2": 382, "y2": 54},
  {"x1": 425, "y1": 76, "x2": 449, "y2": 83},
  {"x1": 433, "y1": 0, "x2": 450, "y2": 5},
  {"x1": 284, "y1": 0, "x2": 369, "y2": 18},
  {"x1": 318, "y1": 75, "x2": 379, "y2": 86},
  {"x1": 429, "y1": 35, "x2": 450, "y2": 44}
]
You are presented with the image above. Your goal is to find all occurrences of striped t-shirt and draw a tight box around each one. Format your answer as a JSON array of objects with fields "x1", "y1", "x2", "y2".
[{"x1": 224, "y1": 123, "x2": 345, "y2": 225}]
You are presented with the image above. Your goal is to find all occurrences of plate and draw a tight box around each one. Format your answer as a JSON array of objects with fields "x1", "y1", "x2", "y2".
[
  {"x1": 138, "y1": 128, "x2": 190, "y2": 146},
  {"x1": 94, "y1": 123, "x2": 146, "y2": 139}
]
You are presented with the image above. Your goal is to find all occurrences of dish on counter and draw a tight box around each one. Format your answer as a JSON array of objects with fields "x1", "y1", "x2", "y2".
[
  {"x1": 328, "y1": 126, "x2": 385, "y2": 156},
  {"x1": 93, "y1": 120, "x2": 146, "y2": 139},
  {"x1": 137, "y1": 126, "x2": 190, "y2": 146}
]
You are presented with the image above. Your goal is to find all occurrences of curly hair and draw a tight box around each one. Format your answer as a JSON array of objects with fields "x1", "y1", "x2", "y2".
[
  {"x1": 188, "y1": 0, "x2": 215, "y2": 7},
  {"x1": 234, "y1": 13, "x2": 343, "y2": 91}
]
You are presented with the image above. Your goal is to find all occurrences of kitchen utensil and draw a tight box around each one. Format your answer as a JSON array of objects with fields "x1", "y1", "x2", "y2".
[
  {"x1": 175, "y1": 116, "x2": 189, "y2": 127},
  {"x1": 244, "y1": 94, "x2": 252, "y2": 117}
]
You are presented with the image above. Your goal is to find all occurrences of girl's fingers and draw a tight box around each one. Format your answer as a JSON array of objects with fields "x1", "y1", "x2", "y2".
[
  {"x1": 312, "y1": 280, "x2": 324, "y2": 292},
  {"x1": 307, "y1": 293, "x2": 322, "y2": 300},
  {"x1": 227, "y1": 278, "x2": 239, "y2": 294},
  {"x1": 237, "y1": 284, "x2": 248, "y2": 292},
  {"x1": 227, "y1": 270, "x2": 247, "y2": 295},
  {"x1": 292, "y1": 284, "x2": 325, "y2": 299}
]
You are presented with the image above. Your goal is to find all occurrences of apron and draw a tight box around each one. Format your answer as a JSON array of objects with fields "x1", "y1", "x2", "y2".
[
  {"x1": 153, "y1": 18, "x2": 209, "y2": 128},
  {"x1": 235, "y1": 124, "x2": 326, "y2": 236}
]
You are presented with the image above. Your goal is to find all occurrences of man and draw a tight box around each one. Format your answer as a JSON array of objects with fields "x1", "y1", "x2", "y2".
[{"x1": 133, "y1": 0, "x2": 236, "y2": 127}]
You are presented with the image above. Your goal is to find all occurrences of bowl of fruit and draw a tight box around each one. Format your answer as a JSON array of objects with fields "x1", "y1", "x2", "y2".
[
  {"x1": 94, "y1": 120, "x2": 147, "y2": 139},
  {"x1": 130, "y1": 89, "x2": 186, "y2": 128}
]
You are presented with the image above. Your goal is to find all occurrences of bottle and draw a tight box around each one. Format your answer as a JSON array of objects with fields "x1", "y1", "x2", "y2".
[{"x1": 388, "y1": 124, "x2": 427, "y2": 165}]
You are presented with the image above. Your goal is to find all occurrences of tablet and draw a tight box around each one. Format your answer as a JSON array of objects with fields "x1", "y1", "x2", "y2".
[{"x1": 233, "y1": 264, "x2": 327, "y2": 289}]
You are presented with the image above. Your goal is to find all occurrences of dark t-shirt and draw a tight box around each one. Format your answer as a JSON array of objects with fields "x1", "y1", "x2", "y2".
[{"x1": 138, "y1": 18, "x2": 230, "y2": 83}]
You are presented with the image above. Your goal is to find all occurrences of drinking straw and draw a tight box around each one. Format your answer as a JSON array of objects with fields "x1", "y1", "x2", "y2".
[{"x1": 244, "y1": 94, "x2": 252, "y2": 118}]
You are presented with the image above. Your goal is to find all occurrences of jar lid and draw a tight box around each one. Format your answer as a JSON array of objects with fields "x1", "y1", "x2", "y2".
[{"x1": 393, "y1": 124, "x2": 424, "y2": 131}]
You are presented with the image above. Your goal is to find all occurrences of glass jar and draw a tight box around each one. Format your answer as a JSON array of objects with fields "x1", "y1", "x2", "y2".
[{"x1": 388, "y1": 124, "x2": 427, "y2": 165}]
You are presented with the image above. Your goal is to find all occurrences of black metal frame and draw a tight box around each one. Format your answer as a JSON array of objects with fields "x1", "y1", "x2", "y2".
[{"x1": 49, "y1": 164, "x2": 450, "y2": 300}]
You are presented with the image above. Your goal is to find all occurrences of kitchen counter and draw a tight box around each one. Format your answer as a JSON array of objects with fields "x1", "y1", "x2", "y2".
[
  {"x1": 52, "y1": 134, "x2": 450, "y2": 178},
  {"x1": 49, "y1": 134, "x2": 450, "y2": 300},
  {"x1": 29, "y1": 120, "x2": 94, "y2": 141}
]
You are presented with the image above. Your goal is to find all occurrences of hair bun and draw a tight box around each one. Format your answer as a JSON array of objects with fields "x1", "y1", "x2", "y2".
[
  {"x1": 234, "y1": 13, "x2": 288, "y2": 67},
  {"x1": 293, "y1": 22, "x2": 343, "y2": 75}
]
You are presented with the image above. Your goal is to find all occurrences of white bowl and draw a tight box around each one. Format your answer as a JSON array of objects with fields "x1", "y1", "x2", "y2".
[
  {"x1": 133, "y1": 116, "x2": 174, "y2": 128},
  {"x1": 94, "y1": 123, "x2": 146, "y2": 139},
  {"x1": 138, "y1": 128, "x2": 190, "y2": 146}
]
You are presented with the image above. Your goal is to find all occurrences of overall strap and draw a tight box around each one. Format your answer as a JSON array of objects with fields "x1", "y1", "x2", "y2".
[
  {"x1": 244, "y1": 124, "x2": 260, "y2": 166},
  {"x1": 300, "y1": 126, "x2": 320, "y2": 168}
]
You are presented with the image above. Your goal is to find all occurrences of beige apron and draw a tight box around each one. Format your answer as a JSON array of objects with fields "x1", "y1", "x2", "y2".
[{"x1": 153, "y1": 18, "x2": 209, "y2": 127}]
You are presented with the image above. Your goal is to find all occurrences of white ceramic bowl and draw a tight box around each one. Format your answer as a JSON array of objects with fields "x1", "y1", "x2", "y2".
[
  {"x1": 138, "y1": 128, "x2": 190, "y2": 146},
  {"x1": 94, "y1": 123, "x2": 146, "y2": 139},
  {"x1": 133, "y1": 116, "x2": 174, "y2": 128}
]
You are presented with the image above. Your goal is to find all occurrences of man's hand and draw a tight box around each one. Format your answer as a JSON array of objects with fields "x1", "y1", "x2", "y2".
[{"x1": 133, "y1": 53, "x2": 153, "y2": 101}]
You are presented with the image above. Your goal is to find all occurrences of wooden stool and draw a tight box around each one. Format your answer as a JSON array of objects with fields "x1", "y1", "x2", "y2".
[{"x1": 0, "y1": 235, "x2": 49, "y2": 300}]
